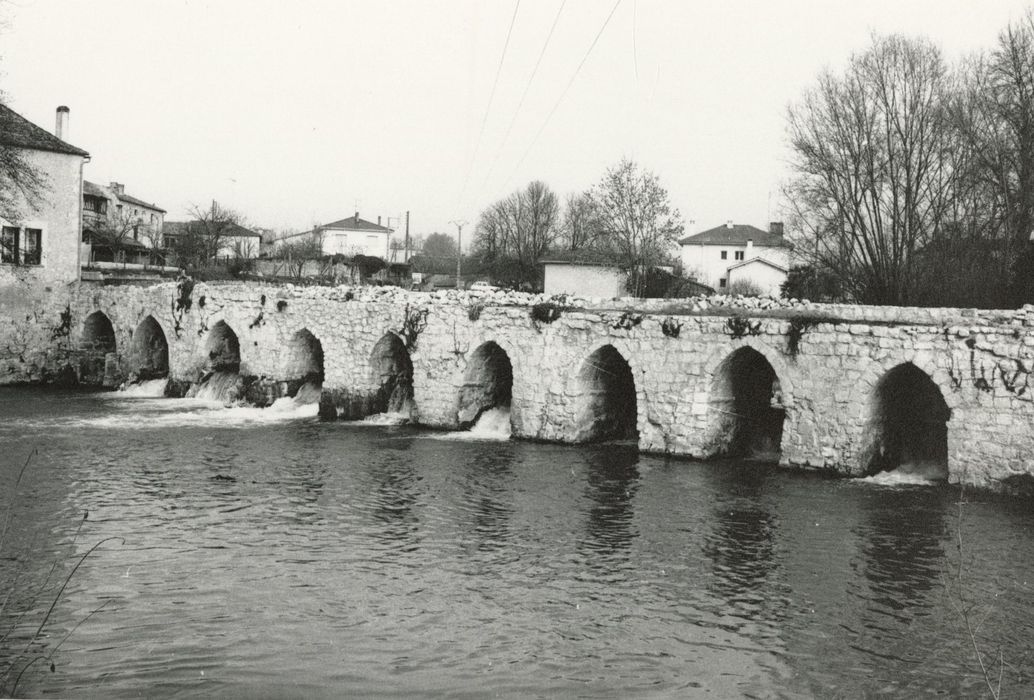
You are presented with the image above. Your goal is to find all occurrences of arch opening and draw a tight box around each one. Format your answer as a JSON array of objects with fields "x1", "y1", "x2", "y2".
[
  {"x1": 570, "y1": 345, "x2": 638, "y2": 443},
  {"x1": 707, "y1": 347, "x2": 785, "y2": 461},
  {"x1": 283, "y1": 329, "x2": 325, "y2": 404},
  {"x1": 189, "y1": 320, "x2": 243, "y2": 401},
  {"x1": 129, "y1": 316, "x2": 169, "y2": 380},
  {"x1": 205, "y1": 321, "x2": 241, "y2": 373},
  {"x1": 457, "y1": 341, "x2": 513, "y2": 432},
  {"x1": 369, "y1": 333, "x2": 414, "y2": 415},
  {"x1": 79, "y1": 311, "x2": 117, "y2": 386},
  {"x1": 865, "y1": 363, "x2": 949, "y2": 480}
]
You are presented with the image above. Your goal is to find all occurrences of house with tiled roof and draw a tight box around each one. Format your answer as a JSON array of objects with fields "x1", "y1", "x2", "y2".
[
  {"x1": 0, "y1": 104, "x2": 89, "y2": 288},
  {"x1": 163, "y1": 219, "x2": 263, "y2": 261},
  {"x1": 277, "y1": 212, "x2": 394, "y2": 260},
  {"x1": 679, "y1": 222, "x2": 792, "y2": 295},
  {"x1": 82, "y1": 180, "x2": 166, "y2": 265}
]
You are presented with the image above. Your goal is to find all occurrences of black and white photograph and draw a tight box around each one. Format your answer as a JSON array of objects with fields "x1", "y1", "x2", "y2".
[{"x1": 2, "y1": 1, "x2": 1034, "y2": 696}]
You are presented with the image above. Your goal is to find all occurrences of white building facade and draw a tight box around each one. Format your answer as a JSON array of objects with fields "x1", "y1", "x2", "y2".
[
  {"x1": 542, "y1": 261, "x2": 628, "y2": 298},
  {"x1": 0, "y1": 104, "x2": 89, "y2": 291},
  {"x1": 277, "y1": 213, "x2": 393, "y2": 259},
  {"x1": 680, "y1": 222, "x2": 791, "y2": 295}
]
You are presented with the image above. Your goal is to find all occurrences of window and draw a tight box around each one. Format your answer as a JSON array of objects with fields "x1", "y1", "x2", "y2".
[
  {"x1": 1, "y1": 227, "x2": 19, "y2": 264},
  {"x1": 22, "y1": 229, "x2": 41, "y2": 265},
  {"x1": 720, "y1": 250, "x2": 727, "y2": 260},
  {"x1": 735, "y1": 250, "x2": 745, "y2": 261},
  {"x1": 1, "y1": 226, "x2": 44, "y2": 265},
  {"x1": 719, "y1": 278, "x2": 727, "y2": 288},
  {"x1": 84, "y1": 196, "x2": 108, "y2": 215}
]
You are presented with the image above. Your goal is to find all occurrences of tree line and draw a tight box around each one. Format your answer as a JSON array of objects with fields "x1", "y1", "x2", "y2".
[
  {"x1": 785, "y1": 14, "x2": 1034, "y2": 308},
  {"x1": 469, "y1": 158, "x2": 684, "y2": 295}
]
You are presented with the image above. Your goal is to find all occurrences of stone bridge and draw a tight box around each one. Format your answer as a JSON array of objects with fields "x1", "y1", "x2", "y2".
[{"x1": 5, "y1": 280, "x2": 1034, "y2": 493}]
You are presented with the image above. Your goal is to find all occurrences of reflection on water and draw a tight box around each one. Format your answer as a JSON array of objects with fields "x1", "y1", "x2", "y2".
[
  {"x1": 579, "y1": 446, "x2": 639, "y2": 555},
  {"x1": 704, "y1": 462, "x2": 778, "y2": 604},
  {"x1": 1, "y1": 387, "x2": 1034, "y2": 698}
]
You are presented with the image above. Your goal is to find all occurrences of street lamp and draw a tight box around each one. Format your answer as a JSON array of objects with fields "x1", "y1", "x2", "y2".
[{"x1": 450, "y1": 220, "x2": 467, "y2": 290}]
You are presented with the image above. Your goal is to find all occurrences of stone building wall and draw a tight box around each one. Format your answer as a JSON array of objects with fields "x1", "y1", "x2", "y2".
[
  {"x1": 2, "y1": 281, "x2": 1034, "y2": 492},
  {"x1": 0, "y1": 148, "x2": 85, "y2": 290}
]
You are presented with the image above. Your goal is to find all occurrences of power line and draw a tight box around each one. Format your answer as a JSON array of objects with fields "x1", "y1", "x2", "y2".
[
  {"x1": 482, "y1": 0, "x2": 568, "y2": 189},
  {"x1": 632, "y1": 0, "x2": 639, "y2": 83},
  {"x1": 503, "y1": 0, "x2": 623, "y2": 189},
  {"x1": 459, "y1": 0, "x2": 522, "y2": 206}
]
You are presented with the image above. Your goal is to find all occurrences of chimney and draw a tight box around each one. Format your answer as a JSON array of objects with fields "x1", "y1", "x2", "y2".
[
  {"x1": 355, "y1": 211, "x2": 360, "y2": 225},
  {"x1": 726, "y1": 220, "x2": 734, "y2": 229},
  {"x1": 769, "y1": 221, "x2": 784, "y2": 236},
  {"x1": 109, "y1": 182, "x2": 125, "y2": 196},
  {"x1": 378, "y1": 216, "x2": 382, "y2": 227},
  {"x1": 55, "y1": 106, "x2": 70, "y2": 140}
]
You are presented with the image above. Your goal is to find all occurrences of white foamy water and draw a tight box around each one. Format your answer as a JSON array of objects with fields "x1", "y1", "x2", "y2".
[
  {"x1": 360, "y1": 411, "x2": 412, "y2": 426},
  {"x1": 857, "y1": 470, "x2": 941, "y2": 487},
  {"x1": 293, "y1": 381, "x2": 323, "y2": 405},
  {"x1": 435, "y1": 407, "x2": 512, "y2": 441},
  {"x1": 7, "y1": 394, "x2": 319, "y2": 431},
  {"x1": 115, "y1": 378, "x2": 169, "y2": 397},
  {"x1": 191, "y1": 371, "x2": 242, "y2": 402}
]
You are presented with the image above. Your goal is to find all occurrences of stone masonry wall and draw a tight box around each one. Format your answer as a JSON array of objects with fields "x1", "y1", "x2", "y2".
[{"x1": 2, "y1": 281, "x2": 1034, "y2": 493}]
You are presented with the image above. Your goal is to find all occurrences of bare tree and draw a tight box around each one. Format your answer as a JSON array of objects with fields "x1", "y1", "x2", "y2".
[
  {"x1": 0, "y1": 97, "x2": 48, "y2": 223},
  {"x1": 474, "y1": 180, "x2": 561, "y2": 284},
  {"x1": 950, "y1": 12, "x2": 1034, "y2": 304},
  {"x1": 274, "y1": 231, "x2": 323, "y2": 279},
  {"x1": 785, "y1": 34, "x2": 957, "y2": 305},
  {"x1": 586, "y1": 158, "x2": 684, "y2": 296},
  {"x1": 561, "y1": 192, "x2": 600, "y2": 251},
  {"x1": 167, "y1": 201, "x2": 245, "y2": 271},
  {"x1": 85, "y1": 210, "x2": 147, "y2": 263}
]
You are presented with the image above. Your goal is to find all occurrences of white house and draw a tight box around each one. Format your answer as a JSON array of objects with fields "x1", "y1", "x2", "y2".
[
  {"x1": 680, "y1": 222, "x2": 791, "y2": 295},
  {"x1": 0, "y1": 104, "x2": 89, "y2": 290},
  {"x1": 278, "y1": 212, "x2": 393, "y2": 259}
]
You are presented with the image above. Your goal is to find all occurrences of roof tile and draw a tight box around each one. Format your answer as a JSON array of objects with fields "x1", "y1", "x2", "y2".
[
  {"x1": 0, "y1": 103, "x2": 89, "y2": 157},
  {"x1": 679, "y1": 223, "x2": 789, "y2": 248}
]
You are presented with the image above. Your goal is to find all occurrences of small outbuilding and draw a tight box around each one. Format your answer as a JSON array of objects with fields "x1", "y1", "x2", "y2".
[{"x1": 541, "y1": 258, "x2": 628, "y2": 298}]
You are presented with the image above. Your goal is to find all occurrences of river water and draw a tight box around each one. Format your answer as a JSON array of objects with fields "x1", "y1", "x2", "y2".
[{"x1": 1, "y1": 387, "x2": 1032, "y2": 698}]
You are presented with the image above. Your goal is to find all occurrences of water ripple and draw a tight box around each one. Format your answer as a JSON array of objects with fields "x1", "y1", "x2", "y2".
[{"x1": 1, "y1": 388, "x2": 1033, "y2": 698}]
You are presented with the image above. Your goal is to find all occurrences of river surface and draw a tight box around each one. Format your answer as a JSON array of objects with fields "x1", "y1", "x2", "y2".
[{"x1": 1, "y1": 386, "x2": 1033, "y2": 698}]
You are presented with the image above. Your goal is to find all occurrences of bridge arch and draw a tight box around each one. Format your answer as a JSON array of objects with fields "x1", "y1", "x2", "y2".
[
  {"x1": 79, "y1": 310, "x2": 117, "y2": 386},
  {"x1": 705, "y1": 345, "x2": 786, "y2": 460},
  {"x1": 369, "y1": 332, "x2": 413, "y2": 414},
  {"x1": 863, "y1": 362, "x2": 950, "y2": 480},
  {"x1": 82, "y1": 310, "x2": 116, "y2": 354},
  {"x1": 283, "y1": 328, "x2": 325, "y2": 383},
  {"x1": 568, "y1": 343, "x2": 638, "y2": 443},
  {"x1": 456, "y1": 340, "x2": 513, "y2": 427},
  {"x1": 129, "y1": 315, "x2": 169, "y2": 379},
  {"x1": 205, "y1": 320, "x2": 241, "y2": 373}
]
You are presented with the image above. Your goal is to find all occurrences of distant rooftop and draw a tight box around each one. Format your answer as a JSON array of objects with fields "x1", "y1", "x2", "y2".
[
  {"x1": 163, "y1": 221, "x2": 262, "y2": 239},
  {"x1": 679, "y1": 223, "x2": 789, "y2": 248},
  {"x1": 321, "y1": 214, "x2": 393, "y2": 232},
  {"x1": 0, "y1": 103, "x2": 89, "y2": 157},
  {"x1": 83, "y1": 180, "x2": 166, "y2": 213},
  {"x1": 538, "y1": 248, "x2": 625, "y2": 266}
]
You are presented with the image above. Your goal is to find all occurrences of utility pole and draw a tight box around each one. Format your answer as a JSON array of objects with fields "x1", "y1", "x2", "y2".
[
  {"x1": 404, "y1": 211, "x2": 410, "y2": 264},
  {"x1": 449, "y1": 219, "x2": 467, "y2": 290}
]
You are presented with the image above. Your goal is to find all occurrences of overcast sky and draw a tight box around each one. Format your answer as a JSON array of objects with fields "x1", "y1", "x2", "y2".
[{"x1": 2, "y1": 0, "x2": 1032, "y2": 240}]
